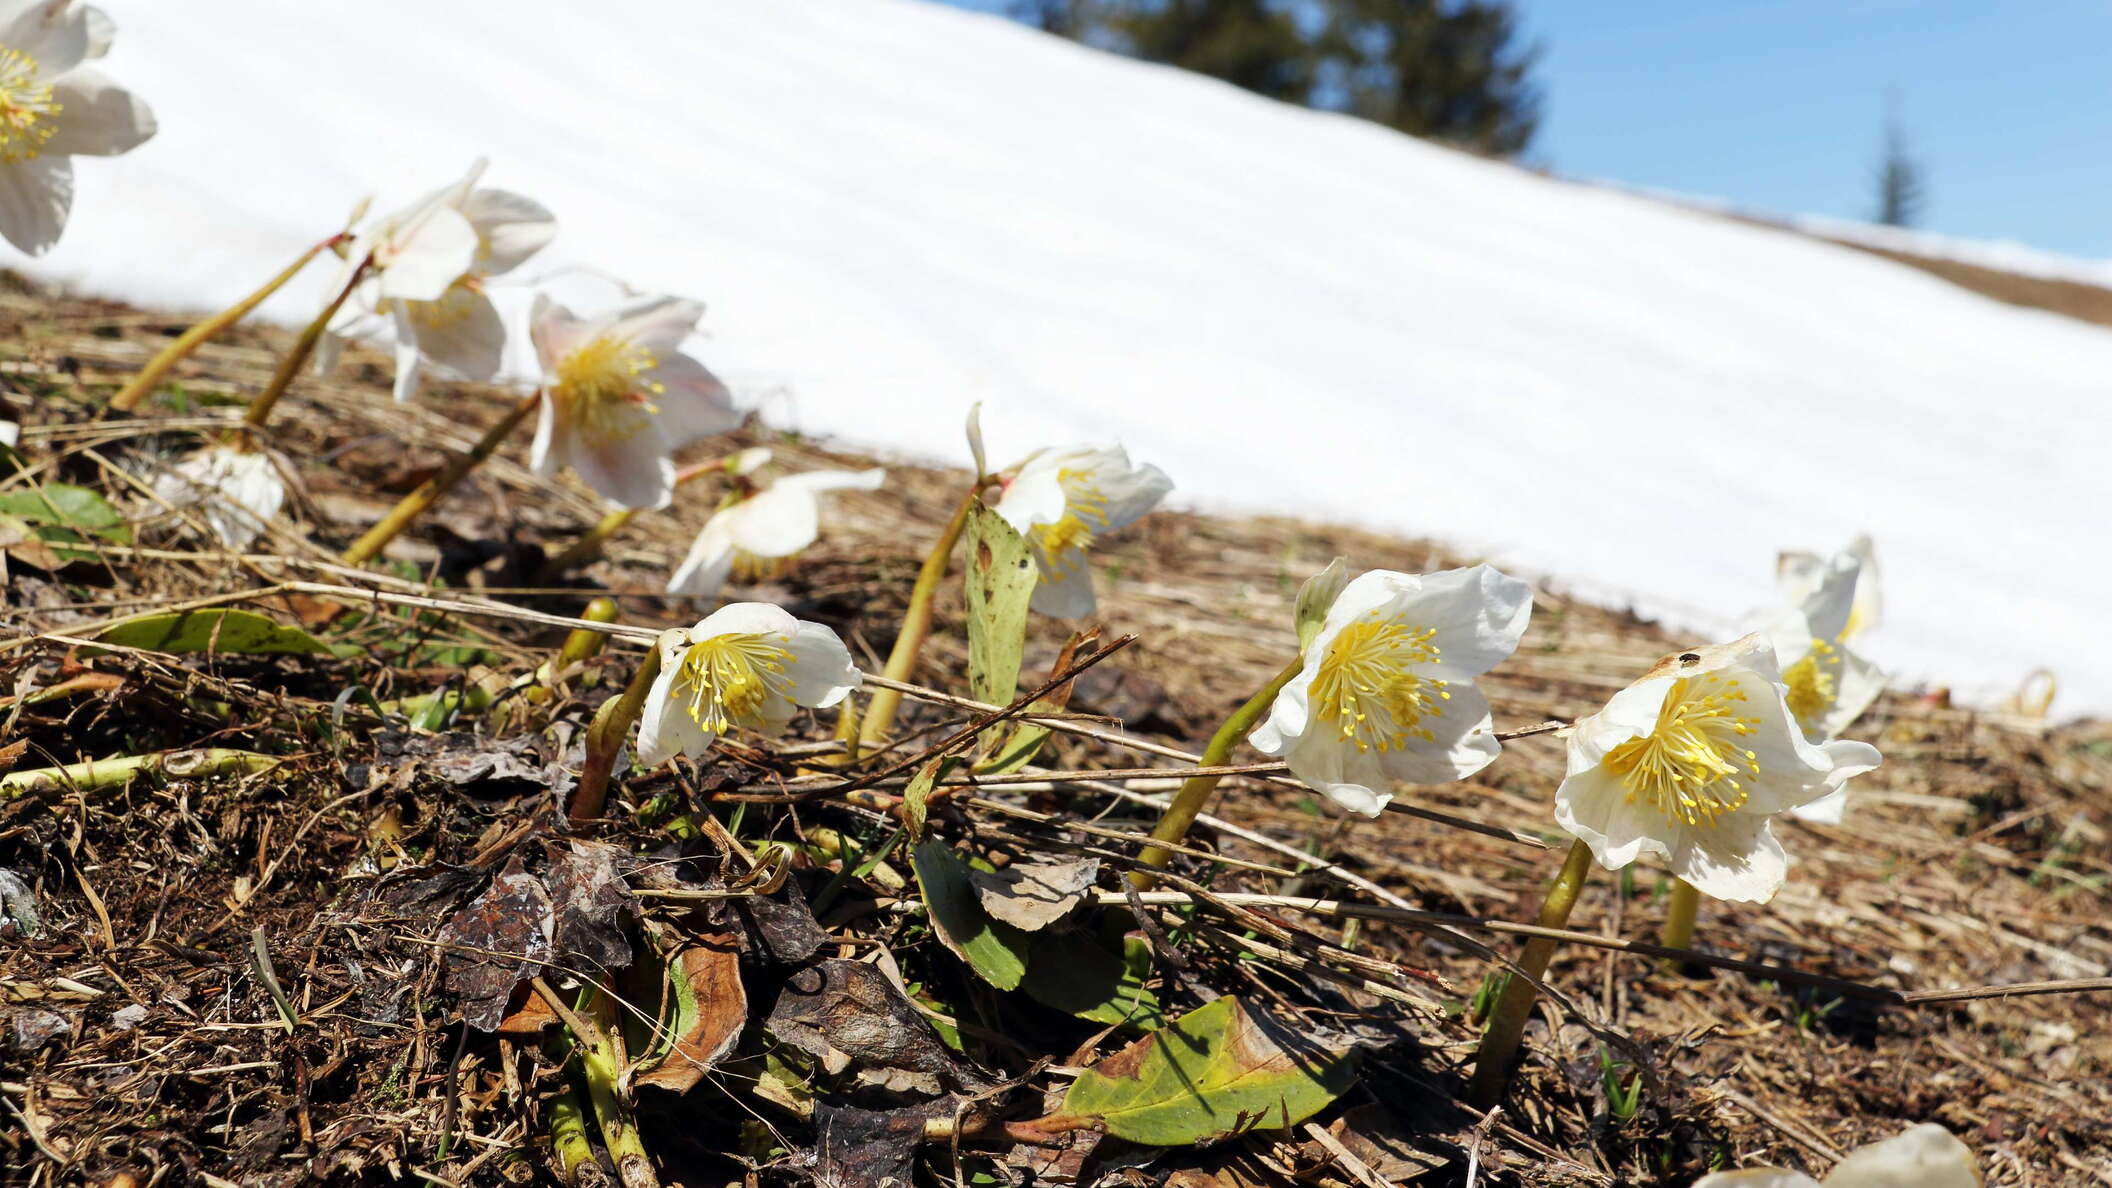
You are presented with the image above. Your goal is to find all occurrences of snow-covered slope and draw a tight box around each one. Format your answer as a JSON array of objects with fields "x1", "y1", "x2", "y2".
[{"x1": 21, "y1": 0, "x2": 2112, "y2": 713}]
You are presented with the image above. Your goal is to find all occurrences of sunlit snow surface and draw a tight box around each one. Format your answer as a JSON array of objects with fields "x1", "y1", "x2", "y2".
[{"x1": 22, "y1": 0, "x2": 2112, "y2": 712}]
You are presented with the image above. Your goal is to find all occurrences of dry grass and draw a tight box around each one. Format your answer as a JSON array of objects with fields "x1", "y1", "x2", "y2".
[{"x1": 1, "y1": 276, "x2": 2108, "y2": 1186}]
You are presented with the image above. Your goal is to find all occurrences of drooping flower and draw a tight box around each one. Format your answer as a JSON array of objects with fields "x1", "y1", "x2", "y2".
[
  {"x1": 993, "y1": 444, "x2": 1171, "y2": 618},
  {"x1": 668, "y1": 463, "x2": 885, "y2": 598},
  {"x1": 0, "y1": 0, "x2": 155, "y2": 256},
  {"x1": 636, "y1": 603, "x2": 860, "y2": 765},
  {"x1": 528, "y1": 293, "x2": 741, "y2": 509},
  {"x1": 1778, "y1": 534, "x2": 1881, "y2": 641},
  {"x1": 326, "y1": 160, "x2": 557, "y2": 401},
  {"x1": 1250, "y1": 565, "x2": 1533, "y2": 817},
  {"x1": 149, "y1": 445, "x2": 286, "y2": 552},
  {"x1": 1694, "y1": 1122, "x2": 1980, "y2": 1188},
  {"x1": 1554, "y1": 635, "x2": 1882, "y2": 903},
  {"x1": 1760, "y1": 538, "x2": 1886, "y2": 822}
]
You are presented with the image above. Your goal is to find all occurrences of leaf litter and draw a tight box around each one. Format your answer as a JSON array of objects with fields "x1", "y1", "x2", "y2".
[{"x1": 0, "y1": 284, "x2": 2106, "y2": 1185}]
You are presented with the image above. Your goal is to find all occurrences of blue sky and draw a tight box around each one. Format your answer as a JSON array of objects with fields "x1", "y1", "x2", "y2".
[{"x1": 931, "y1": 0, "x2": 2112, "y2": 257}]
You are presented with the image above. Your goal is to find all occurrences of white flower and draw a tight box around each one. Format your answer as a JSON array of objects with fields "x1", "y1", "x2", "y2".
[
  {"x1": 150, "y1": 445, "x2": 286, "y2": 552},
  {"x1": 1250, "y1": 565, "x2": 1533, "y2": 817},
  {"x1": 1778, "y1": 534, "x2": 1881, "y2": 640},
  {"x1": 0, "y1": 0, "x2": 155, "y2": 256},
  {"x1": 1759, "y1": 538, "x2": 1886, "y2": 822},
  {"x1": 529, "y1": 293, "x2": 741, "y2": 509},
  {"x1": 636, "y1": 603, "x2": 860, "y2": 765},
  {"x1": 1555, "y1": 635, "x2": 1882, "y2": 903},
  {"x1": 1694, "y1": 1122, "x2": 1980, "y2": 1188},
  {"x1": 328, "y1": 160, "x2": 557, "y2": 402},
  {"x1": 668, "y1": 466, "x2": 885, "y2": 598},
  {"x1": 993, "y1": 444, "x2": 1171, "y2": 618}
]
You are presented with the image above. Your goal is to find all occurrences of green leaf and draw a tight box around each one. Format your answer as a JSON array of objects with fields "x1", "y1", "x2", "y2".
[
  {"x1": 1023, "y1": 929, "x2": 1162, "y2": 1030},
  {"x1": 963, "y1": 500, "x2": 1037, "y2": 707},
  {"x1": 912, "y1": 838, "x2": 1028, "y2": 990},
  {"x1": 1058, "y1": 996, "x2": 1357, "y2": 1145},
  {"x1": 0, "y1": 482, "x2": 132, "y2": 561},
  {"x1": 85, "y1": 609, "x2": 333, "y2": 658}
]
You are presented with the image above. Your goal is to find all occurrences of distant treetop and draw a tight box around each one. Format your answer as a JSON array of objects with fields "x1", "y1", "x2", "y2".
[{"x1": 1010, "y1": 0, "x2": 1541, "y2": 158}]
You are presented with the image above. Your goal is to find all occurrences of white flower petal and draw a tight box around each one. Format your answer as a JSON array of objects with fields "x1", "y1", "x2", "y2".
[
  {"x1": 781, "y1": 621, "x2": 861, "y2": 709},
  {"x1": 1788, "y1": 785, "x2": 1847, "y2": 825},
  {"x1": 1823, "y1": 1122, "x2": 1979, "y2": 1188},
  {"x1": 1672, "y1": 811, "x2": 1788, "y2": 903},
  {"x1": 667, "y1": 516, "x2": 738, "y2": 598},
  {"x1": 607, "y1": 294, "x2": 706, "y2": 352},
  {"x1": 1555, "y1": 765, "x2": 1665, "y2": 871},
  {"x1": 458, "y1": 187, "x2": 556, "y2": 276},
  {"x1": 571, "y1": 430, "x2": 677, "y2": 510},
  {"x1": 404, "y1": 288, "x2": 507, "y2": 382},
  {"x1": 388, "y1": 306, "x2": 425, "y2": 402},
  {"x1": 2, "y1": 0, "x2": 100, "y2": 74},
  {"x1": 1404, "y1": 564, "x2": 1534, "y2": 677},
  {"x1": 374, "y1": 206, "x2": 478, "y2": 303},
  {"x1": 42, "y1": 69, "x2": 154, "y2": 156},
  {"x1": 1027, "y1": 557, "x2": 1098, "y2": 618},
  {"x1": 993, "y1": 462, "x2": 1069, "y2": 532},
  {"x1": 529, "y1": 390, "x2": 561, "y2": 477},
  {"x1": 637, "y1": 661, "x2": 713, "y2": 766},
  {"x1": 151, "y1": 446, "x2": 286, "y2": 552},
  {"x1": 1693, "y1": 1170, "x2": 1822, "y2": 1188},
  {"x1": 692, "y1": 601, "x2": 801, "y2": 641},
  {"x1": 647, "y1": 353, "x2": 742, "y2": 444},
  {"x1": 1097, "y1": 458, "x2": 1173, "y2": 530},
  {"x1": 725, "y1": 488, "x2": 820, "y2": 559},
  {"x1": 1374, "y1": 679, "x2": 1500, "y2": 785},
  {"x1": 0, "y1": 155, "x2": 72, "y2": 256}
]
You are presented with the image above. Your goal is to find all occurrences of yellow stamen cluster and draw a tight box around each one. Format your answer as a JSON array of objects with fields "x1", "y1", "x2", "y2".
[
  {"x1": 1605, "y1": 674, "x2": 1761, "y2": 826},
  {"x1": 1310, "y1": 614, "x2": 1449, "y2": 753},
  {"x1": 406, "y1": 280, "x2": 482, "y2": 332},
  {"x1": 0, "y1": 46, "x2": 60, "y2": 165},
  {"x1": 674, "y1": 632, "x2": 794, "y2": 734},
  {"x1": 557, "y1": 334, "x2": 663, "y2": 446},
  {"x1": 731, "y1": 549, "x2": 789, "y2": 584},
  {"x1": 1033, "y1": 467, "x2": 1110, "y2": 576},
  {"x1": 1780, "y1": 636, "x2": 1839, "y2": 729}
]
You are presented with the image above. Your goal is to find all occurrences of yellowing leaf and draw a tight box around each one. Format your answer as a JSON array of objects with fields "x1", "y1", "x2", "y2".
[
  {"x1": 1056, "y1": 996, "x2": 1357, "y2": 1145},
  {"x1": 964, "y1": 500, "x2": 1036, "y2": 708}
]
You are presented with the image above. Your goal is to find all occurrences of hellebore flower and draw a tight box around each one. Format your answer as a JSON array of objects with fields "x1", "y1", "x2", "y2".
[
  {"x1": 327, "y1": 159, "x2": 556, "y2": 401},
  {"x1": 636, "y1": 603, "x2": 860, "y2": 765},
  {"x1": 0, "y1": 0, "x2": 155, "y2": 255},
  {"x1": 668, "y1": 464, "x2": 885, "y2": 598},
  {"x1": 1250, "y1": 565, "x2": 1533, "y2": 816},
  {"x1": 150, "y1": 445, "x2": 286, "y2": 552},
  {"x1": 1694, "y1": 1122, "x2": 1980, "y2": 1188},
  {"x1": 1761, "y1": 538, "x2": 1886, "y2": 821},
  {"x1": 529, "y1": 293, "x2": 740, "y2": 509},
  {"x1": 1554, "y1": 635, "x2": 1882, "y2": 903},
  {"x1": 993, "y1": 443, "x2": 1171, "y2": 618}
]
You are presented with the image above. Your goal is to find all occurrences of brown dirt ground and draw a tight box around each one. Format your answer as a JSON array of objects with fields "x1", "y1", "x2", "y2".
[{"x1": 2, "y1": 275, "x2": 2109, "y2": 1187}]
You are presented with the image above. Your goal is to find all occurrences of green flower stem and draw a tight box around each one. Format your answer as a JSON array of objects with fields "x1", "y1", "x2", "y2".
[
  {"x1": 241, "y1": 254, "x2": 372, "y2": 432},
  {"x1": 537, "y1": 454, "x2": 736, "y2": 581},
  {"x1": 546, "y1": 1072, "x2": 598, "y2": 1187},
  {"x1": 108, "y1": 234, "x2": 346, "y2": 414},
  {"x1": 1129, "y1": 655, "x2": 1305, "y2": 889},
  {"x1": 340, "y1": 389, "x2": 540, "y2": 566},
  {"x1": 856, "y1": 483, "x2": 984, "y2": 754},
  {"x1": 578, "y1": 986, "x2": 658, "y2": 1188},
  {"x1": 0, "y1": 748, "x2": 279, "y2": 799},
  {"x1": 570, "y1": 644, "x2": 664, "y2": 827},
  {"x1": 1661, "y1": 877, "x2": 1700, "y2": 958},
  {"x1": 1468, "y1": 838, "x2": 1596, "y2": 1107}
]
